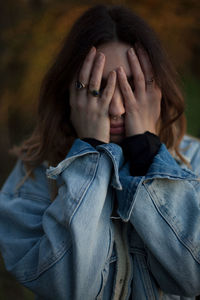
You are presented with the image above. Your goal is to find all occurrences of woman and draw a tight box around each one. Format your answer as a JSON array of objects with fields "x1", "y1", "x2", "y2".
[{"x1": 0, "y1": 4, "x2": 200, "y2": 300}]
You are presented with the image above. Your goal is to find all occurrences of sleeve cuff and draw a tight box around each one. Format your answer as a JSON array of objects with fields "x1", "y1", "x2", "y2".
[
  {"x1": 121, "y1": 131, "x2": 161, "y2": 176},
  {"x1": 82, "y1": 138, "x2": 106, "y2": 148}
]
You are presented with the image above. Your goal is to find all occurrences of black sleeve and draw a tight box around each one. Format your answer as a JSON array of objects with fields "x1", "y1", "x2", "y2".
[
  {"x1": 82, "y1": 138, "x2": 105, "y2": 148},
  {"x1": 120, "y1": 131, "x2": 161, "y2": 176},
  {"x1": 82, "y1": 132, "x2": 161, "y2": 176}
]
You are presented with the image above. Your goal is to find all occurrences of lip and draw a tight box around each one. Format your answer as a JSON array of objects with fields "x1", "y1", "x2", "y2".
[
  {"x1": 110, "y1": 122, "x2": 124, "y2": 128},
  {"x1": 110, "y1": 125, "x2": 125, "y2": 135}
]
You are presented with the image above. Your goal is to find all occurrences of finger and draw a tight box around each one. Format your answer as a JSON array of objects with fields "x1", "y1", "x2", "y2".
[
  {"x1": 117, "y1": 66, "x2": 136, "y2": 106},
  {"x1": 136, "y1": 47, "x2": 155, "y2": 91},
  {"x1": 88, "y1": 52, "x2": 105, "y2": 96},
  {"x1": 127, "y1": 48, "x2": 145, "y2": 94},
  {"x1": 101, "y1": 70, "x2": 116, "y2": 107},
  {"x1": 79, "y1": 46, "x2": 96, "y2": 86}
]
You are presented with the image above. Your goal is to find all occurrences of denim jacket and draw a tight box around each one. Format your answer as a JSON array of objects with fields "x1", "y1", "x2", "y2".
[{"x1": 0, "y1": 135, "x2": 200, "y2": 299}]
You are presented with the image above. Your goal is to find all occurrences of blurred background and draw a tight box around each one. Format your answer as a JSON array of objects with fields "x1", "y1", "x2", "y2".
[{"x1": 0, "y1": 0, "x2": 199, "y2": 299}]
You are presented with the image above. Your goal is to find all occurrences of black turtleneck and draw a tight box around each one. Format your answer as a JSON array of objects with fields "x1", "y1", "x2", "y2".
[{"x1": 83, "y1": 131, "x2": 161, "y2": 176}]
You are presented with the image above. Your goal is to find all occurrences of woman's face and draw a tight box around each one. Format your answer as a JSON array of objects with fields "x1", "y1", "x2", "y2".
[
  {"x1": 70, "y1": 41, "x2": 161, "y2": 144},
  {"x1": 97, "y1": 42, "x2": 131, "y2": 143},
  {"x1": 70, "y1": 41, "x2": 132, "y2": 144}
]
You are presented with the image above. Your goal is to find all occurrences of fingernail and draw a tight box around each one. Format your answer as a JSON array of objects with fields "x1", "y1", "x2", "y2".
[
  {"x1": 90, "y1": 46, "x2": 96, "y2": 53},
  {"x1": 128, "y1": 48, "x2": 135, "y2": 55},
  {"x1": 98, "y1": 52, "x2": 104, "y2": 60},
  {"x1": 118, "y1": 66, "x2": 123, "y2": 74},
  {"x1": 111, "y1": 70, "x2": 116, "y2": 77}
]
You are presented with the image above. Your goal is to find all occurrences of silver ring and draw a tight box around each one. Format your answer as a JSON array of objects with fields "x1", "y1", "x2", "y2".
[
  {"x1": 145, "y1": 78, "x2": 154, "y2": 85},
  {"x1": 75, "y1": 80, "x2": 87, "y2": 90}
]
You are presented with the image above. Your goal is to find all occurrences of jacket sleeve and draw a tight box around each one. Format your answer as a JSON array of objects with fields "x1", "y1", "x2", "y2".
[
  {"x1": 0, "y1": 139, "x2": 123, "y2": 300},
  {"x1": 116, "y1": 143, "x2": 200, "y2": 297}
]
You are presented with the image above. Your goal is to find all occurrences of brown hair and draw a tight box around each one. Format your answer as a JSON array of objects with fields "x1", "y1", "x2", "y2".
[{"x1": 16, "y1": 4, "x2": 186, "y2": 170}]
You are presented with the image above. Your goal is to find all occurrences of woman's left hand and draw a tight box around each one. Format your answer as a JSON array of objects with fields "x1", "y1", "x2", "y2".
[{"x1": 117, "y1": 47, "x2": 162, "y2": 136}]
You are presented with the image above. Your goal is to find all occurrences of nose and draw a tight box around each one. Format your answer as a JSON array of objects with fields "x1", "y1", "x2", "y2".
[{"x1": 109, "y1": 85, "x2": 125, "y2": 117}]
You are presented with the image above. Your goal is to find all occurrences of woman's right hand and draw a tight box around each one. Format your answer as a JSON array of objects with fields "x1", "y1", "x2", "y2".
[{"x1": 69, "y1": 47, "x2": 116, "y2": 143}]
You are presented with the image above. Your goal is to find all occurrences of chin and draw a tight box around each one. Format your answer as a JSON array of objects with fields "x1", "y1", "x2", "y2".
[{"x1": 110, "y1": 135, "x2": 124, "y2": 144}]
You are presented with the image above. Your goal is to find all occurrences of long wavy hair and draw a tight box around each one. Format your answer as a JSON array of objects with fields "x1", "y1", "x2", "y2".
[{"x1": 16, "y1": 4, "x2": 186, "y2": 171}]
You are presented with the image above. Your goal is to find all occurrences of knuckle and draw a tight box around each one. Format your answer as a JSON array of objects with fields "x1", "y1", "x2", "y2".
[
  {"x1": 135, "y1": 74, "x2": 144, "y2": 83},
  {"x1": 78, "y1": 71, "x2": 86, "y2": 83},
  {"x1": 102, "y1": 88, "x2": 111, "y2": 100},
  {"x1": 95, "y1": 60, "x2": 102, "y2": 68},
  {"x1": 89, "y1": 79, "x2": 97, "y2": 89},
  {"x1": 122, "y1": 85, "x2": 130, "y2": 94}
]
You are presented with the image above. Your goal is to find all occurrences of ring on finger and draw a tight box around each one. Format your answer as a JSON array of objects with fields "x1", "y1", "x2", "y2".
[
  {"x1": 75, "y1": 80, "x2": 87, "y2": 90},
  {"x1": 145, "y1": 77, "x2": 154, "y2": 85},
  {"x1": 88, "y1": 89, "x2": 100, "y2": 97}
]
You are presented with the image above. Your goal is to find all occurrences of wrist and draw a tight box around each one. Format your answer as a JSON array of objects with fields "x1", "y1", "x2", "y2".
[{"x1": 126, "y1": 126, "x2": 157, "y2": 137}]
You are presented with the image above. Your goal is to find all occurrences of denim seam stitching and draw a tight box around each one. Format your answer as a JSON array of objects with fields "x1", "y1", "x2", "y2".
[
  {"x1": 136, "y1": 254, "x2": 156, "y2": 300},
  {"x1": 16, "y1": 241, "x2": 72, "y2": 282},
  {"x1": 144, "y1": 182, "x2": 200, "y2": 264},
  {"x1": 68, "y1": 153, "x2": 100, "y2": 225}
]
